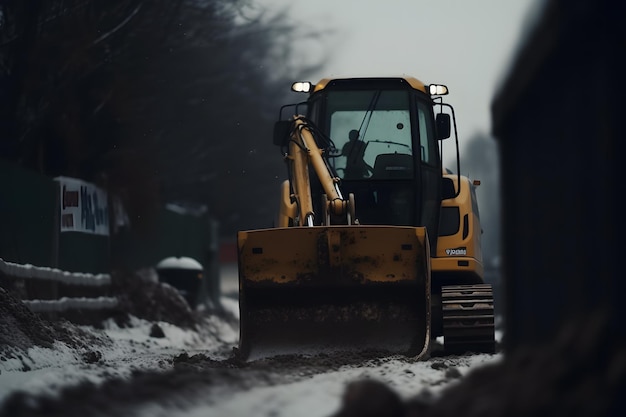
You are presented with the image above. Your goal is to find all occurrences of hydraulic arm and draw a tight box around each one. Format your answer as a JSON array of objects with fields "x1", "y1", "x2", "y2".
[{"x1": 284, "y1": 117, "x2": 354, "y2": 226}]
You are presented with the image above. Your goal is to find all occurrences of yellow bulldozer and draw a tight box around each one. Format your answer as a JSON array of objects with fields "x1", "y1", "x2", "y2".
[{"x1": 237, "y1": 76, "x2": 494, "y2": 360}]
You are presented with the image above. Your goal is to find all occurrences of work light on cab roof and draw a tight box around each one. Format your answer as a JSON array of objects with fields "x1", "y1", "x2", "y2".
[
  {"x1": 428, "y1": 84, "x2": 448, "y2": 95},
  {"x1": 291, "y1": 81, "x2": 312, "y2": 93}
]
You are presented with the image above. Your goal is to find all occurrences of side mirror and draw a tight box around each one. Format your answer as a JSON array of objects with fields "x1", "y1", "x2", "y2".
[
  {"x1": 436, "y1": 113, "x2": 451, "y2": 140},
  {"x1": 441, "y1": 177, "x2": 456, "y2": 200},
  {"x1": 273, "y1": 120, "x2": 292, "y2": 146}
]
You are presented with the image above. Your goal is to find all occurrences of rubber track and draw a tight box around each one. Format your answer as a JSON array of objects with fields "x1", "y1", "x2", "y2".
[{"x1": 441, "y1": 284, "x2": 495, "y2": 354}]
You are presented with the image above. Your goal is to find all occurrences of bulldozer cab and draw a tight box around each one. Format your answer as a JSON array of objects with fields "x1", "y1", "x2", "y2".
[{"x1": 304, "y1": 78, "x2": 446, "y2": 253}]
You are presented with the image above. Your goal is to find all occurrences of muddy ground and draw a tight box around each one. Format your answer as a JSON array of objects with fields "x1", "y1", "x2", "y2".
[{"x1": 1, "y1": 270, "x2": 625, "y2": 417}]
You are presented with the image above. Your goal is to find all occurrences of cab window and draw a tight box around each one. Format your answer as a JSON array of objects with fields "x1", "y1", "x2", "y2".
[
  {"x1": 325, "y1": 90, "x2": 413, "y2": 179},
  {"x1": 416, "y1": 100, "x2": 437, "y2": 166}
]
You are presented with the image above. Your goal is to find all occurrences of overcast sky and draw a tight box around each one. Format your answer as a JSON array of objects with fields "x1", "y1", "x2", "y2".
[{"x1": 254, "y1": 0, "x2": 546, "y2": 148}]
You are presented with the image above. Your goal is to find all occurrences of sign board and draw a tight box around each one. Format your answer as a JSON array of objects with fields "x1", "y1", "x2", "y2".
[{"x1": 55, "y1": 177, "x2": 109, "y2": 236}]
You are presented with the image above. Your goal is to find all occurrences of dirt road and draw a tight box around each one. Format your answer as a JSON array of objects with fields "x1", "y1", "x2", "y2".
[{"x1": 0, "y1": 267, "x2": 502, "y2": 417}]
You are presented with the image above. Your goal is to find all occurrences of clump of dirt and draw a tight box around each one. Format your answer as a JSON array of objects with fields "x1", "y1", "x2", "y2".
[
  {"x1": 331, "y1": 379, "x2": 405, "y2": 417},
  {"x1": 49, "y1": 320, "x2": 112, "y2": 351},
  {"x1": 0, "y1": 287, "x2": 55, "y2": 351},
  {"x1": 332, "y1": 310, "x2": 626, "y2": 417},
  {"x1": 109, "y1": 270, "x2": 199, "y2": 330},
  {"x1": 0, "y1": 287, "x2": 111, "y2": 361},
  {"x1": 423, "y1": 310, "x2": 625, "y2": 417}
]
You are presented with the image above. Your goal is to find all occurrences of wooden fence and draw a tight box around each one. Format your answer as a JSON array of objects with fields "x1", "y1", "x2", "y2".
[{"x1": 0, "y1": 257, "x2": 117, "y2": 314}]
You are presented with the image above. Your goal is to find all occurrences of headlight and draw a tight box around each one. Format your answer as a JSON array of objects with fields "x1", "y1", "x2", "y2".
[
  {"x1": 291, "y1": 81, "x2": 313, "y2": 93},
  {"x1": 428, "y1": 84, "x2": 449, "y2": 95}
]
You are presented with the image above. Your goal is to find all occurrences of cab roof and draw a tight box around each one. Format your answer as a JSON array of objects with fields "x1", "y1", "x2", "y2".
[{"x1": 312, "y1": 76, "x2": 428, "y2": 94}]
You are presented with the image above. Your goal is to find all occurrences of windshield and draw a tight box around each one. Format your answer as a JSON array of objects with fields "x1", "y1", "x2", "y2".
[{"x1": 324, "y1": 90, "x2": 413, "y2": 180}]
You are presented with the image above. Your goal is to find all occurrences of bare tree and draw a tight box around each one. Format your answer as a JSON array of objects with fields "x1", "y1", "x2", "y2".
[{"x1": 0, "y1": 0, "x2": 326, "y2": 236}]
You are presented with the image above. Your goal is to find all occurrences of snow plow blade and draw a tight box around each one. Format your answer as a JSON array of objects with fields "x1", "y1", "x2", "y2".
[{"x1": 237, "y1": 225, "x2": 431, "y2": 361}]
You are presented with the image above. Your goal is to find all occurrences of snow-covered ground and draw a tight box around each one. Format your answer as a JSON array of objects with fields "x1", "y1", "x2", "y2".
[
  {"x1": 3, "y1": 262, "x2": 620, "y2": 417},
  {"x1": 0, "y1": 296, "x2": 239, "y2": 405},
  {"x1": 0, "y1": 284, "x2": 502, "y2": 417},
  {"x1": 0, "y1": 303, "x2": 501, "y2": 417},
  {"x1": 164, "y1": 349, "x2": 501, "y2": 417}
]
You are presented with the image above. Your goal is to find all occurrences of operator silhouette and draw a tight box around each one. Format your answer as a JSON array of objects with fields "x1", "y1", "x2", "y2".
[{"x1": 341, "y1": 129, "x2": 373, "y2": 179}]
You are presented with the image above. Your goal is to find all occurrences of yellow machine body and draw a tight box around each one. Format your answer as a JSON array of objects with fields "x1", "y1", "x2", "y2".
[
  {"x1": 237, "y1": 76, "x2": 494, "y2": 360},
  {"x1": 432, "y1": 172, "x2": 484, "y2": 284}
]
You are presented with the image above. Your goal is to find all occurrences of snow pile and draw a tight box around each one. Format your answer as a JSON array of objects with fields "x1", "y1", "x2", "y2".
[{"x1": 0, "y1": 271, "x2": 239, "y2": 408}]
